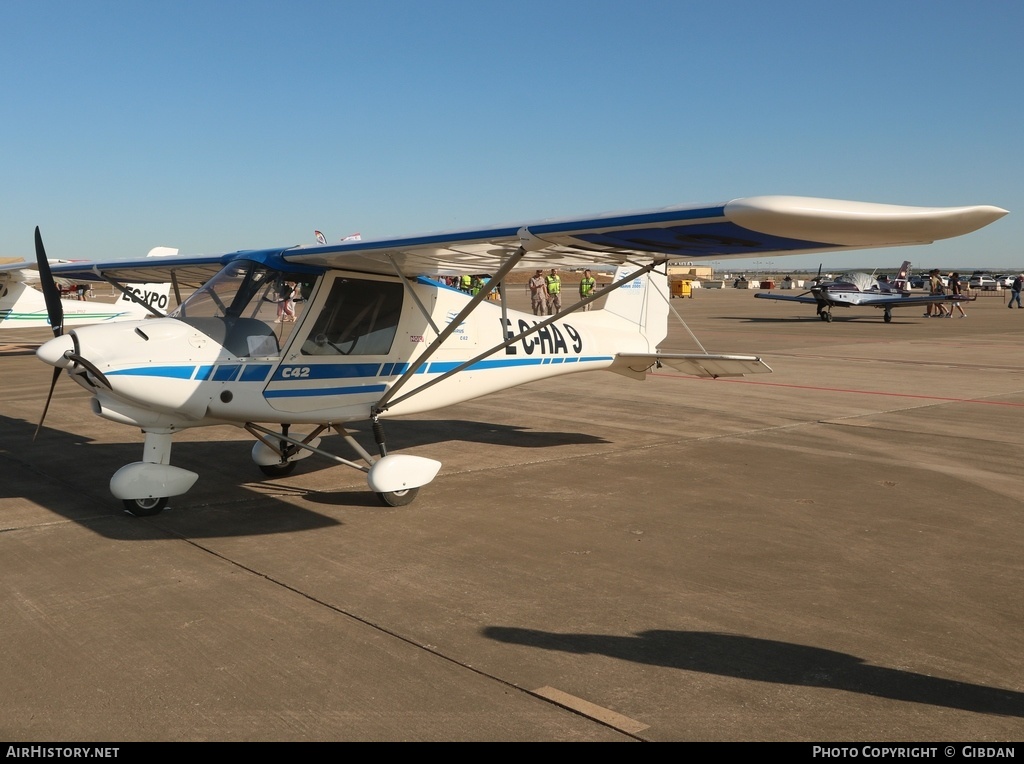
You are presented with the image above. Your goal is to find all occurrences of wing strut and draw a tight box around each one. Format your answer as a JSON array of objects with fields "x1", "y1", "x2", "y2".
[
  {"x1": 376, "y1": 259, "x2": 662, "y2": 413},
  {"x1": 373, "y1": 247, "x2": 528, "y2": 411},
  {"x1": 664, "y1": 286, "x2": 708, "y2": 355},
  {"x1": 385, "y1": 253, "x2": 442, "y2": 336},
  {"x1": 90, "y1": 266, "x2": 167, "y2": 317}
]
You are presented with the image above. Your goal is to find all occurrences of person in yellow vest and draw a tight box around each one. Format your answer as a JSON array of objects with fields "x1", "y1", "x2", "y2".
[
  {"x1": 545, "y1": 268, "x2": 561, "y2": 315},
  {"x1": 579, "y1": 269, "x2": 596, "y2": 311},
  {"x1": 460, "y1": 274, "x2": 472, "y2": 294}
]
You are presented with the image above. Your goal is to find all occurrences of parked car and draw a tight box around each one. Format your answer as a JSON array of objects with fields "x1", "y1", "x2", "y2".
[
  {"x1": 995, "y1": 275, "x2": 1014, "y2": 288},
  {"x1": 908, "y1": 275, "x2": 926, "y2": 289},
  {"x1": 969, "y1": 275, "x2": 996, "y2": 290}
]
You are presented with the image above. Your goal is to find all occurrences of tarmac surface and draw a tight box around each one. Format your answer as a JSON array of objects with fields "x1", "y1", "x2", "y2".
[{"x1": 1, "y1": 285, "x2": 1022, "y2": 742}]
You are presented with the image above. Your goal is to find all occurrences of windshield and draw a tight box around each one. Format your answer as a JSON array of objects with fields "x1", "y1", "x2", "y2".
[
  {"x1": 171, "y1": 260, "x2": 317, "y2": 357},
  {"x1": 174, "y1": 262, "x2": 304, "y2": 320}
]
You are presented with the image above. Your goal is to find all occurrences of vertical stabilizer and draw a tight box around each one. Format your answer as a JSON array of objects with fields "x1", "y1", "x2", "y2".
[
  {"x1": 893, "y1": 261, "x2": 912, "y2": 292},
  {"x1": 601, "y1": 265, "x2": 670, "y2": 349}
]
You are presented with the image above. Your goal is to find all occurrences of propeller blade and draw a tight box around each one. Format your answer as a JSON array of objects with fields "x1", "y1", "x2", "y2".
[
  {"x1": 34, "y1": 366, "x2": 62, "y2": 441},
  {"x1": 65, "y1": 352, "x2": 112, "y2": 390},
  {"x1": 34, "y1": 227, "x2": 65, "y2": 338}
]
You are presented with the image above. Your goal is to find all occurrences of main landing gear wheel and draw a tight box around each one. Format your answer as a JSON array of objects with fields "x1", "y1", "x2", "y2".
[
  {"x1": 259, "y1": 461, "x2": 297, "y2": 477},
  {"x1": 375, "y1": 487, "x2": 419, "y2": 507},
  {"x1": 123, "y1": 496, "x2": 168, "y2": 517},
  {"x1": 884, "y1": 313, "x2": 892, "y2": 323},
  {"x1": 819, "y1": 311, "x2": 832, "y2": 322}
]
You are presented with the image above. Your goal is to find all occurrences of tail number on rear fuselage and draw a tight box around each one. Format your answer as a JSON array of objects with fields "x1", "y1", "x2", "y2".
[
  {"x1": 120, "y1": 287, "x2": 169, "y2": 310},
  {"x1": 502, "y1": 319, "x2": 582, "y2": 355}
]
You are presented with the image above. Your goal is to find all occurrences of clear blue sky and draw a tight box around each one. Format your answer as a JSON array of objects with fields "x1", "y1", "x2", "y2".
[{"x1": 1, "y1": 0, "x2": 1019, "y2": 272}]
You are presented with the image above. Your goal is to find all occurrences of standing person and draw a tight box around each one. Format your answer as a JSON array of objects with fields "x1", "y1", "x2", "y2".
[
  {"x1": 283, "y1": 280, "x2": 297, "y2": 321},
  {"x1": 527, "y1": 269, "x2": 547, "y2": 316},
  {"x1": 275, "y1": 280, "x2": 295, "y2": 323},
  {"x1": 948, "y1": 272, "x2": 967, "y2": 318},
  {"x1": 579, "y1": 269, "x2": 596, "y2": 310},
  {"x1": 545, "y1": 268, "x2": 562, "y2": 315},
  {"x1": 926, "y1": 269, "x2": 947, "y2": 317},
  {"x1": 1009, "y1": 274, "x2": 1023, "y2": 308}
]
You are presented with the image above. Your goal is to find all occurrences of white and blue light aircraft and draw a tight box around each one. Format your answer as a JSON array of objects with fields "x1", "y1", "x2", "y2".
[
  {"x1": 753, "y1": 260, "x2": 974, "y2": 322},
  {"x1": 1, "y1": 248, "x2": 175, "y2": 330},
  {"x1": 32, "y1": 196, "x2": 1006, "y2": 515}
]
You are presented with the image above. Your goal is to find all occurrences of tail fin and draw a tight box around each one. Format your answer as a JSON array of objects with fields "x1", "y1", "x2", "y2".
[
  {"x1": 893, "y1": 260, "x2": 912, "y2": 292},
  {"x1": 117, "y1": 282, "x2": 171, "y2": 316},
  {"x1": 601, "y1": 265, "x2": 670, "y2": 349},
  {"x1": 116, "y1": 247, "x2": 177, "y2": 316}
]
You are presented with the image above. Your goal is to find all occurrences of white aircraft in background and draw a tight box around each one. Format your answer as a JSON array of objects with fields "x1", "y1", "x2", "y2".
[
  {"x1": 31, "y1": 195, "x2": 1006, "y2": 516},
  {"x1": 0, "y1": 247, "x2": 176, "y2": 330},
  {"x1": 753, "y1": 260, "x2": 974, "y2": 322}
]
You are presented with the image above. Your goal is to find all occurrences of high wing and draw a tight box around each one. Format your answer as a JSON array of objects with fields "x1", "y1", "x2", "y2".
[
  {"x1": 45, "y1": 196, "x2": 1007, "y2": 283},
  {"x1": 0, "y1": 259, "x2": 77, "y2": 285}
]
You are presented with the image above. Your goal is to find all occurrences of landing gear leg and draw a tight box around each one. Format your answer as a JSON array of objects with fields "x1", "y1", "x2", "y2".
[
  {"x1": 111, "y1": 429, "x2": 197, "y2": 517},
  {"x1": 370, "y1": 414, "x2": 421, "y2": 507},
  {"x1": 884, "y1": 308, "x2": 892, "y2": 323},
  {"x1": 257, "y1": 423, "x2": 298, "y2": 477}
]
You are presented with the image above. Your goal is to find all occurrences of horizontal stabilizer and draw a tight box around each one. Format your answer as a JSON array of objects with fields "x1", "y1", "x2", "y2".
[
  {"x1": 613, "y1": 352, "x2": 772, "y2": 380},
  {"x1": 754, "y1": 293, "x2": 820, "y2": 305}
]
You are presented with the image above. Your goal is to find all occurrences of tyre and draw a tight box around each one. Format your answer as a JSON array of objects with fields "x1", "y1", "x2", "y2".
[
  {"x1": 123, "y1": 497, "x2": 168, "y2": 517},
  {"x1": 375, "y1": 487, "x2": 419, "y2": 507},
  {"x1": 259, "y1": 461, "x2": 297, "y2": 477}
]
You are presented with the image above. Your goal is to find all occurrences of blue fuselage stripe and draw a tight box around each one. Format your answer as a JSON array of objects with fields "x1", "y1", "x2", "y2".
[{"x1": 104, "y1": 355, "x2": 612, "y2": 398}]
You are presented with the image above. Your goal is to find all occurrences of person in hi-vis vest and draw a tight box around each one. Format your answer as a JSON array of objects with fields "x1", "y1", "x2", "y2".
[{"x1": 545, "y1": 269, "x2": 561, "y2": 315}]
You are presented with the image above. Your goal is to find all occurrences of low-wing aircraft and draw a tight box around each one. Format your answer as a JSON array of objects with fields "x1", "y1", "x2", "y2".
[
  {"x1": 753, "y1": 260, "x2": 973, "y2": 322},
  {"x1": 31, "y1": 195, "x2": 1006, "y2": 515},
  {"x1": 1, "y1": 247, "x2": 175, "y2": 330}
]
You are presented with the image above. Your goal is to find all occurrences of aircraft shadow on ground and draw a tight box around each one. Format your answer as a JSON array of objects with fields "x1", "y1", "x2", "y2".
[
  {"x1": 380, "y1": 418, "x2": 609, "y2": 450},
  {"x1": 0, "y1": 414, "x2": 605, "y2": 539},
  {"x1": 483, "y1": 627, "x2": 1024, "y2": 717},
  {"x1": 717, "y1": 315, "x2": 915, "y2": 325}
]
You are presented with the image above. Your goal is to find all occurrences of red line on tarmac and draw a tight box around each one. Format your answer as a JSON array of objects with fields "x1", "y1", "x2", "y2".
[{"x1": 650, "y1": 372, "x2": 1024, "y2": 407}]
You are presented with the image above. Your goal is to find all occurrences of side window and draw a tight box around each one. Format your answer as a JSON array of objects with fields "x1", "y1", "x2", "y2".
[{"x1": 301, "y1": 278, "x2": 403, "y2": 356}]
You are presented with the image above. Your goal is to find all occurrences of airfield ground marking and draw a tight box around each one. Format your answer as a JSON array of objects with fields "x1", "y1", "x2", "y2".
[{"x1": 531, "y1": 686, "x2": 649, "y2": 735}]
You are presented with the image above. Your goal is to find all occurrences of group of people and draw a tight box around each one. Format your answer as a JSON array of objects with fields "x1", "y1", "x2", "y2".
[
  {"x1": 57, "y1": 283, "x2": 90, "y2": 300},
  {"x1": 448, "y1": 274, "x2": 497, "y2": 299},
  {"x1": 924, "y1": 270, "x2": 1024, "y2": 316},
  {"x1": 527, "y1": 268, "x2": 597, "y2": 316},
  {"x1": 924, "y1": 269, "x2": 965, "y2": 318}
]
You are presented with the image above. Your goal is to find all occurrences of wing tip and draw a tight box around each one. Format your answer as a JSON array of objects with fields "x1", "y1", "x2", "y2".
[{"x1": 726, "y1": 195, "x2": 1008, "y2": 246}]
